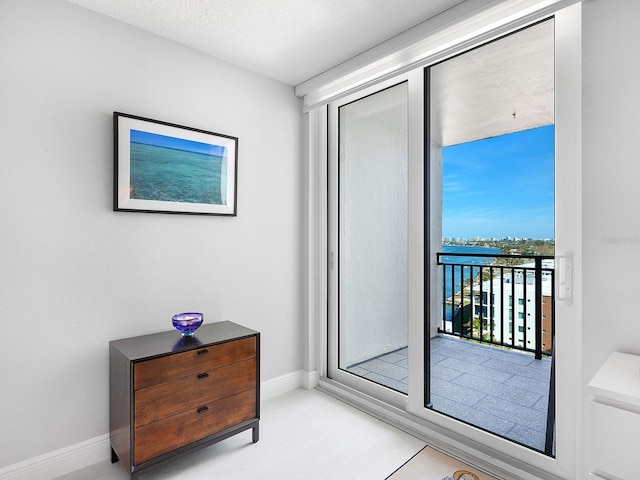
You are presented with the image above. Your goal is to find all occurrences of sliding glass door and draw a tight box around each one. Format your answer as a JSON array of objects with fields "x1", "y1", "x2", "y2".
[
  {"x1": 322, "y1": 3, "x2": 580, "y2": 477},
  {"x1": 424, "y1": 18, "x2": 558, "y2": 455},
  {"x1": 328, "y1": 79, "x2": 410, "y2": 407}
]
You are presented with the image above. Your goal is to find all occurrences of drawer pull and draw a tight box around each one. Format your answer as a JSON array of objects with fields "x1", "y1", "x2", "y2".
[
  {"x1": 197, "y1": 373, "x2": 209, "y2": 380},
  {"x1": 197, "y1": 406, "x2": 209, "y2": 414},
  {"x1": 197, "y1": 349, "x2": 209, "y2": 356}
]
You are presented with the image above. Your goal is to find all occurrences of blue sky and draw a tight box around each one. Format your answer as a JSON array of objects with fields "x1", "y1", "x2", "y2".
[
  {"x1": 130, "y1": 129, "x2": 226, "y2": 157},
  {"x1": 442, "y1": 125, "x2": 554, "y2": 240}
]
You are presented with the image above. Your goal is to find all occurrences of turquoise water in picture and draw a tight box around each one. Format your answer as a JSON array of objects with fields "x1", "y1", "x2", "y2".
[{"x1": 130, "y1": 141, "x2": 226, "y2": 205}]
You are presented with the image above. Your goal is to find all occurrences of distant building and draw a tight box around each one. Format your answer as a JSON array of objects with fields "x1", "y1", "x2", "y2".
[
  {"x1": 446, "y1": 259, "x2": 554, "y2": 352},
  {"x1": 467, "y1": 259, "x2": 554, "y2": 354}
]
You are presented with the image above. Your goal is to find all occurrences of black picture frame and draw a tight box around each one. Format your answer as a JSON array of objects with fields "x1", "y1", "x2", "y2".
[{"x1": 114, "y1": 112, "x2": 238, "y2": 216}]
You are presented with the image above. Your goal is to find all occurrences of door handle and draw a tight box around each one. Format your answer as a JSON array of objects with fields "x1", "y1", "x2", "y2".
[{"x1": 556, "y1": 251, "x2": 573, "y2": 305}]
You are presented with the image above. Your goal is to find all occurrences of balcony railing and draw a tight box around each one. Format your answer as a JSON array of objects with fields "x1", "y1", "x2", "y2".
[{"x1": 437, "y1": 252, "x2": 555, "y2": 360}]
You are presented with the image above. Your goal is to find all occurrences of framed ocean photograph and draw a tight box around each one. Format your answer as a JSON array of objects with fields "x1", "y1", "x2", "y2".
[{"x1": 113, "y1": 112, "x2": 238, "y2": 216}]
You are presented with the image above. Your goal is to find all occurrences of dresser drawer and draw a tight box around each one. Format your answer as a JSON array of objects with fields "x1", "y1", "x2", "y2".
[
  {"x1": 134, "y1": 358, "x2": 256, "y2": 427},
  {"x1": 134, "y1": 336, "x2": 256, "y2": 390},
  {"x1": 133, "y1": 388, "x2": 257, "y2": 465}
]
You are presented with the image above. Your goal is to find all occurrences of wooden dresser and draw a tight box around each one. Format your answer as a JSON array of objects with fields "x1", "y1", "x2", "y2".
[{"x1": 109, "y1": 321, "x2": 260, "y2": 479}]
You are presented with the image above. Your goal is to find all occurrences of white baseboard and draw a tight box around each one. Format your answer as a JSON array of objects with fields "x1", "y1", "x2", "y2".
[
  {"x1": 260, "y1": 369, "x2": 319, "y2": 400},
  {"x1": 302, "y1": 369, "x2": 320, "y2": 390},
  {"x1": 0, "y1": 370, "x2": 317, "y2": 480},
  {"x1": 0, "y1": 434, "x2": 110, "y2": 480}
]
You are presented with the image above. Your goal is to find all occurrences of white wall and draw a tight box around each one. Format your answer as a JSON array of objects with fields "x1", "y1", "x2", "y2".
[
  {"x1": 582, "y1": 0, "x2": 640, "y2": 377},
  {"x1": 581, "y1": 0, "x2": 640, "y2": 474},
  {"x1": 0, "y1": 0, "x2": 302, "y2": 469}
]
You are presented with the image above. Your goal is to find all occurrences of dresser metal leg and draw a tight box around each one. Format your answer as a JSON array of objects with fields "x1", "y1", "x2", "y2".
[
  {"x1": 110, "y1": 447, "x2": 119, "y2": 464},
  {"x1": 252, "y1": 424, "x2": 259, "y2": 443}
]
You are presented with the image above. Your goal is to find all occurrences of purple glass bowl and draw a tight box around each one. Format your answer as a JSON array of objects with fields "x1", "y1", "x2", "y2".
[{"x1": 172, "y1": 312, "x2": 204, "y2": 336}]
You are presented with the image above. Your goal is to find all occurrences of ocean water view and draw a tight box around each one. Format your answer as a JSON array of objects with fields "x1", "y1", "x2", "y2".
[
  {"x1": 440, "y1": 244, "x2": 500, "y2": 266},
  {"x1": 130, "y1": 142, "x2": 226, "y2": 205},
  {"x1": 441, "y1": 245, "x2": 501, "y2": 321}
]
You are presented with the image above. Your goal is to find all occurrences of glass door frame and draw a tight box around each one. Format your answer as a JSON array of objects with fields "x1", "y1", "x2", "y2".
[{"x1": 327, "y1": 72, "x2": 415, "y2": 410}]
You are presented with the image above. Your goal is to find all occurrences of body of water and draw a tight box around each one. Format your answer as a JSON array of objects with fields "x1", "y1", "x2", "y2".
[
  {"x1": 130, "y1": 142, "x2": 226, "y2": 205},
  {"x1": 440, "y1": 245, "x2": 501, "y2": 266},
  {"x1": 440, "y1": 245, "x2": 501, "y2": 321}
]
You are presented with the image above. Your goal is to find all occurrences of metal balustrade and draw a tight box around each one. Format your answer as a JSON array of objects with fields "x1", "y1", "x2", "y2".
[{"x1": 437, "y1": 252, "x2": 555, "y2": 360}]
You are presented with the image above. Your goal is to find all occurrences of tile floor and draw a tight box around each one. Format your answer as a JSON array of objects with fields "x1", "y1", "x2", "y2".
[
  {"x1": 55, "y1": 389, "x2": 426, "y2": 480},
  {"x1": 347, "y1": 335, "x2": 552, "y2": 453}
]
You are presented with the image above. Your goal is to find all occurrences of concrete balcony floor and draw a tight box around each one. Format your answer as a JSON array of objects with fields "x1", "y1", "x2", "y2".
[{"x1": 346, "y1": 335, "x2": 553, "y2": 453}]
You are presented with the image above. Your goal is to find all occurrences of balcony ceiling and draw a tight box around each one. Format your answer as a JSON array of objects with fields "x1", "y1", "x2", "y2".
[
  {"x1": 430, "y1": 19, "x2": 554, "y2": 147},
  {"x1": 63, "y1": 0, "x2": 465, "y2": 86}
]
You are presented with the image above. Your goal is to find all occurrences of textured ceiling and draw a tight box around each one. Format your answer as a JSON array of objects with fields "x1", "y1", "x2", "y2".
[{"x1": 64, "y1": 0, "x2": 465, "y2": 86}]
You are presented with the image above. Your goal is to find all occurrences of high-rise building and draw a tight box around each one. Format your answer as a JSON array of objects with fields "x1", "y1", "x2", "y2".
[{"x1": 470, "y1": 259, "x2": 554, "y2": 354}]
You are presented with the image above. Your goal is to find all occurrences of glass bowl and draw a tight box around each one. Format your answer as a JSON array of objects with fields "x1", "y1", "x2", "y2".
[{"x1": 171, "y1": 312, "x2": 203, "y2": 336}]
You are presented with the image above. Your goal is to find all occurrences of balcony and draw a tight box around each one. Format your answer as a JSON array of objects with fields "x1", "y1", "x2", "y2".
[
  {"x1": 347, "y1": 337, "x2": 552, "y2": 452},
  {"x1": 438, "y1": 252, "x2": 555, "y2": 360},
  {"x1": 345, "y1": 252, "x2": 555, "y2": 455}
]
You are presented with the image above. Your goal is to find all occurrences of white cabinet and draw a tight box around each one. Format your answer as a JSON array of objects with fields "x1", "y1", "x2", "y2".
[{"x1": 587, "y1": 352, "x2": 640, "y2": 480}]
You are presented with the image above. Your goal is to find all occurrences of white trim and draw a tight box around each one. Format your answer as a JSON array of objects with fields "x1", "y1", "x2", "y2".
[
  {"x1": 406, "y1": 66, "x2": 428, "y2": 417},
  {"x1": 301, "y1": 370, "x2": 320, "y2": 390},
  {"x1": 553, "y1": 3, "x2": 583, "y2": 477},
  {"x1": 0, "y1": 372, "x2": 312, "y2": 480},
  {"x1": 315, "y1": 107, "x2": 329, "y2": 381},
  {"x1": 261, "y1": 370, "x2": 318, "y2": 400},
  {"x1": 304, "y1": 108, "x2": 329, "y2": 382},
  {"x1": 295, "y1": 0, "x2": 580, "y2": 110},
  {"x1": 0, "y1": 434, "x2": 110, "y2": 480}
]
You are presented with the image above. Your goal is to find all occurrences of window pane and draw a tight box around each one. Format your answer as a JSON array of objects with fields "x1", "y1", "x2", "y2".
[{"x1": 338, "y1": 82, "x2": 409, "y2": 394}]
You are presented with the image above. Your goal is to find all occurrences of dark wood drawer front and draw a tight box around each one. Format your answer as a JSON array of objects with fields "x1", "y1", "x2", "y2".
[
  {"x1": 133, "y1": 388, "x2": 257, "y2": 465},
  {"x1": 134, "y1": 336, "x2": 256, "y2": 390},
  {"x1": 134, "y1": 358, "x2": 256, "y2": 427}
]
